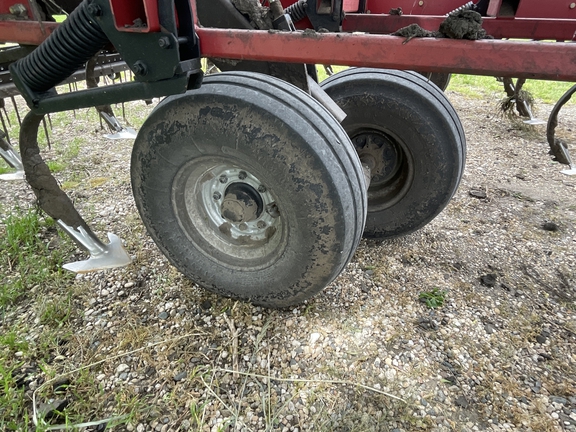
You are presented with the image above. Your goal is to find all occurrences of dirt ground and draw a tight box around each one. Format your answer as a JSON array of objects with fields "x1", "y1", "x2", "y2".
[{"x1": 0, "y1": 83, "x2": 575, "y2": 431}]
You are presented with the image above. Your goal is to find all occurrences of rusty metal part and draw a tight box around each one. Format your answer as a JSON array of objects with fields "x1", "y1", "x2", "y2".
[
  {"x1": 342, "y1": 14, "x2": 576, "y2": 41},
  {"x1": 546, "y1": 83, "x2": 576, "y2": 166},
  {"x1": 502, "y1": 77, "x2": 530, "y2": 117},
  {"x1": 19, "y1": 111, "x2": 91, "y2": 230},
  {"x1": 198, "y1": 28, "x2": 576, "y2": 81}
]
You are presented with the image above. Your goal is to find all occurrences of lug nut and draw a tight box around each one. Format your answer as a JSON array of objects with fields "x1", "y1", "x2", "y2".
[
  {"x1": 238, "y1": 171, "x2": 247, "y2": 180},
  {"x1": 258, "y1": 185, "x2": 267, "y2": 193},
  {"x1": 213, "y1": 192, "x2": 221, "y2": 201},
  {"x1": 239, "y1": 223, "x2": 248, "y2": 231},
  {"x1": 219, "y1": 175, "x2": 228, "y2": 184},
  {"x1": 257, "y1": 221, "x2": 267, "y2": 229}
]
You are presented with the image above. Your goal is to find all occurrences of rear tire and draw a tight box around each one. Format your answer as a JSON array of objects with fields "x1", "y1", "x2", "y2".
[
  {"x1": 131, "y1": 71, "x2": 366, "y2": 307},
  {"x1": 321, "y1": 68, "x2": 465, "y2": 239}
]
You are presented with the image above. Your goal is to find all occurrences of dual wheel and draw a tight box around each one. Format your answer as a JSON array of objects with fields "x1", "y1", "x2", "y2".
[{"x1": 131, "y1": 69, "x2": 465, "y2": 307}]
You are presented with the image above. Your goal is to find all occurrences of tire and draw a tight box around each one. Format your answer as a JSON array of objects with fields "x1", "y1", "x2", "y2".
[
  {"x1": 417, "y1": 72, "x2": 452, "y2": 91},
  {"x1": 321, "y1": 68, "x2": 465, "y2": 239},
  {"x1": 131, "y1": 71, "x2": 366, "y2": 308}
]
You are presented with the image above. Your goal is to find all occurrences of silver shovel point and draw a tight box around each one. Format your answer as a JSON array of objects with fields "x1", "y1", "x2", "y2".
[
  {"x1": 104, "y1": 127, "x2": 137, "y2": 140},
  {"x1": 100, "y1": 112, "x2": 137, "y2": 140},
  {"x1": 58, "y1": 221, "x2": 132, "y2": 273},
  {"x1": 0, "y1": 147, "x2": 25, "y2": 181}
]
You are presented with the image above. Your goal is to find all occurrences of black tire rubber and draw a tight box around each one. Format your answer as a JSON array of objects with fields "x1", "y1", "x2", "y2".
[
  {"x1": 321, "y1": 68, "x2": 465, "y2": 239},
  {"x1": 131, "y1": 71, "x2": 366, "y2": 308},
  {"x1": 417, "y1": 72, "x2": 452, "y2": 92}
]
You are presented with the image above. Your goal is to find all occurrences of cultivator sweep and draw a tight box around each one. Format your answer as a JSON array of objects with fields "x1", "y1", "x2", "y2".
[{"x1": 0, "y1": 0, "x2": 575, "y2": 307}]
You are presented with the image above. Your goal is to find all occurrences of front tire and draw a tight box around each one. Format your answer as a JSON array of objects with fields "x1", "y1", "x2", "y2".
[{"x1": 131, "y1": 72, "x2": 366, "y2": 307}]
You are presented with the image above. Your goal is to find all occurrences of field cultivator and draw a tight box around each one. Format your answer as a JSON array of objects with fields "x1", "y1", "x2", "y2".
[{"x1": 0, "y1": 0, "x2": 575, "y2": 307}]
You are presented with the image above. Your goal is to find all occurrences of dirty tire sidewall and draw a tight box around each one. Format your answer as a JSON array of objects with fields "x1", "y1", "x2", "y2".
[
  {"x1": 131, "y1": 72, "x2": 366, "y2": 308},
  {"x1": 322, "y1": 68, "x2": 465, "y2": 239}
]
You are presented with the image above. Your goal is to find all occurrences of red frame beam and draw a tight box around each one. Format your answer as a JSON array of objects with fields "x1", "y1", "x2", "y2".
[
  {"x1": 197, "y1": 27, "x2": 576, "y2": 81},
  {"x1": 0, "y1": 20, "x2": 58, "y2": 45},
  {"x1": 343, "y1": 14, "x2": 576, "y2": 41}
]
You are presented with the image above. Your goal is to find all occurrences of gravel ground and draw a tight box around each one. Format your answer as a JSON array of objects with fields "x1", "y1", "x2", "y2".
[{"x1": 1, "y1": 86, "x2": 575, "y2": 431}]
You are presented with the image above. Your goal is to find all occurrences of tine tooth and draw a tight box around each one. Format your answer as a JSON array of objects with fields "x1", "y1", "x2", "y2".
[
  {"x1": 42, "y1": 116, "x2": 51, "y2": 149},
  {"x1": 47, "y1": 113, "x2": 53, "y2": 130},
  {"x1": 122, "y1": 102, "x2": 127, "y2": 123},
  {"x1": 1, "y1": 99, "x2": 10, "y2": 127},
  {"x1": 10, "y1": 97, "x2": 22, "y2": 126},
  {"x1": 0, "y1": 110, "x2": 10, "y2": 144}
]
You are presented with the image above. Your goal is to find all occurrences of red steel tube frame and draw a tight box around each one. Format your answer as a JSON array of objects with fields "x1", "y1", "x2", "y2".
[
  {"x1": 0, "y1": 0, "x2": 575, "y2": 82},
  {"x1": 343, "y1": 15, "x2": 576, "y2": 41},
  {"x1": 197, "y1": 28, "x2": 576, "y2": 82}
]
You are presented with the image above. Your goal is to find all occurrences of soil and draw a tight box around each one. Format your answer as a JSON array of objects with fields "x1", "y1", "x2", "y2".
[{"x1": 0, "y1": 82, "x2": 575, "y2": 431}]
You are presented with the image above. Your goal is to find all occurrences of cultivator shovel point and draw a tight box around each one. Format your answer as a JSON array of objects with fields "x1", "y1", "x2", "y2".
[
  {"x1": 522, "y1": 103, "x2": 546, "y2": 126},
  {"x1": 100, "y1": 112, "x2": 137, "y2": 140},
  {"x1": 57, "y1": 220, "x2": 132, "y2": 273},
  {"x1": 557, "y1": 147, "x2": 576, "y2": 176},
  {"x1": 0, "y1": 133, "x2": 24, "y2": 181}
]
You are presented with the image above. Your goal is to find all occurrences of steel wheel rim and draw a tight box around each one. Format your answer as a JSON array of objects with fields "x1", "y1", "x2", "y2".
[
  {"x1": 352, "y1": 128, "x2": 414, "y2": 211},
  {"x1": 172, "y1": 157, "x2": 285, "y2": 267}
]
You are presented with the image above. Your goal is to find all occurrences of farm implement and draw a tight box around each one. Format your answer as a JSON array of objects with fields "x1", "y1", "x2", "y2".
[{"x1": 0, "y1": 0, "x2": 575, "y2": 307}]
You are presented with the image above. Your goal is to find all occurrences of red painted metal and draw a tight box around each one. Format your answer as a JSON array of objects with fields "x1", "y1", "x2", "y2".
[
  {"x1": 0, "y1": 0, "x2": 33, "y2": 17},
  {"x1": 342, "y1": 14, "x2": 576, "y2": 41},
  {"x1": 516, "y1": 0, "x2": 576, "y2": 19},
  {"x1": 0, "y1": 20, "x2": 58, "y2": 45},
  {"x1": 196, "y1": 27, "x2": 576, "y2": 81},
  {"x1": 343, "y1": 0, "x2": 360, "y2": 12},
  {"x1": 363, "y1": 0, "x2": 470, "y2": 15},
  {"x1": 109, "y1": 0, "x2": 160, "y2": 32}
]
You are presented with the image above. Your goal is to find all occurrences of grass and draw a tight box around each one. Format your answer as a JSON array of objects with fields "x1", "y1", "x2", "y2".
[
  {"x1": 0, "y1": 208, "x2": 74, "y2": 308},
  {"x1": 449, "y1": 74, "x2": 574, "y2": 104},
  {"x1": 0, "y1": 66, "x2": 573, "y2": 431}
]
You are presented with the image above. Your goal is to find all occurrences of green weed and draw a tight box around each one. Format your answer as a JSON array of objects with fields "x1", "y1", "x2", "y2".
[
  {"x1": 419, "y1": 288, "x2": 447, "y2": 309},
  {"x1": 0, "y1": 208, "x2": 73, "y2": 308}
]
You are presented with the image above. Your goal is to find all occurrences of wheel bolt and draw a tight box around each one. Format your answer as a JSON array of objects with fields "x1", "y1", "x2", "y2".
[
  {"x1": 213, "y1": 192, "x2": 221, "y2": 200},
  {"x1": 257, "y1": 221, "x2": 267, "y2": 229},
  {"x1": 238, "y1": 171, "x2": 247, "y2": 180},
  {"x1": 258, "y1": 185, "x2": 267, "y2": 193},
  {"x1": 219, "y1": 175, "x2": 228, "y2": 184}
]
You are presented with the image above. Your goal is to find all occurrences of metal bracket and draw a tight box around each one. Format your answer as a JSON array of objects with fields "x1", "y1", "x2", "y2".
[
  {"x1": 306, "y1": 74, "x2": 347, "y2": 123},
  {"x1": 57, "y1": 220, "x2": 132, "y2": 273}
]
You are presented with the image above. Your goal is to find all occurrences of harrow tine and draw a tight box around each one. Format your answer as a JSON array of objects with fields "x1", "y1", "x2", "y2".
[
  {"x1": 10, "y1": 96, "x2": 22, "y2": 126},
  {"x1": 47, "y1": 113, "x2": 53, "y2": 130},
  {"x1": 42, "y1": 116, "x2": 51, "y2": 149},
  {"x1": 0, "y1": 99, "x2": 11, "y2": 127},
  {"x1": 0, "y1": 109, "x2": 10, "y2": 144}
]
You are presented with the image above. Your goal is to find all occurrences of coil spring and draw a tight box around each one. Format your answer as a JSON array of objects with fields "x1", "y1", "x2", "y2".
[
  {"x1": 16, "y1": 0, "x2": 109, "y2": 93},
  {"x1": 284, "y1": 0, "x2": 308, "y2": 23},
  {"x1": 446, "y1": 1, "x2": 474, "y2": 16}
]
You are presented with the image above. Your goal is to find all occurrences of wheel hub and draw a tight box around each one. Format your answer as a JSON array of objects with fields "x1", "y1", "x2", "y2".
[
  {"x1": 353, "y1": 132, "x2": 401, "y2": 184},
  {"x1": 202, "y1": 167, "x2": 279, "y2": 243}
]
